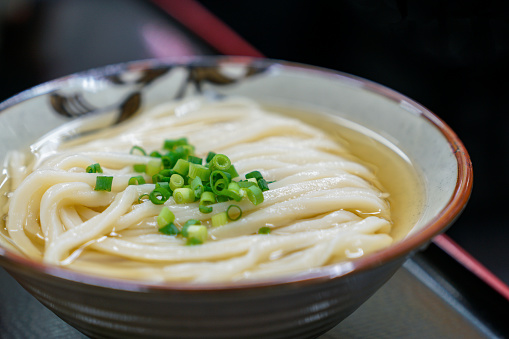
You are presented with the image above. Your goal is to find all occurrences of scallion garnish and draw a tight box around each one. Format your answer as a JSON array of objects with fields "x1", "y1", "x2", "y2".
[
  {"x1": 133, "y1": 164, "x2": 146, "y2": 173},
  {"x1": 94, "y1": 176, "x2": 113, "y2": 191},
  {"x1": 243, "y1": 185, "x2": 264, "y2": 205},
  {"x1": 169, "y1": 174, "x2": 185, "y2": 191},
  {"x1": 131, "y1": 138, "x2": 272, "y2": 244},
  {"x1": 146, "y1": 159, "x2": 162, "y2": 177},
  {"x1": 199, "y1": 191, "x2": 215, "y2": 213},
  {"x1": 209, "y1": 154, "x2": 231, "y2": 171},
  {"x1": 173, "y1": 187, "x2": 194, "y2": 204},
  {"x1": 245, "y1": 171, "x2": 263, "y2": 181},
  {"x1": 186, "y1": 225, "x2": 208, "y2": 245},
  {"x1": 211, "y1": 212, "x2": 228, "y2": 227},
  {"x1": 173, "y1": 159, "x2": 190, "y2": 176},
  {"x1": 157, "y1": 207, "x2": 175, "y2": 227},
  {"x1": 226, "y1": 205, "x2": 242, "y2": 221},
  {"x1": 130, "y1": 145, "x2": 147, "y2": 156},
  {"x1": 181, "y1": 219, "x2": 200, "y2": 238},
  {"x1": 258, "y1": 227, "x2": 271, "y2": 234},
  {"x1": 149, "y1": 186, "x2": 171, "y2": 205},
  {"x1": 159, "y1": 223, "x2": 179, "y2": 236},
  {"x1": 128, "y1": 175, "x2": 146, "y2": 185},
  {"x1": 86, "y1": 163, "x2": 103, "y2": 173}
]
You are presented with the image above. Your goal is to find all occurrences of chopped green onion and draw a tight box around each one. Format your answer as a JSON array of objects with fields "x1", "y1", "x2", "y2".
[
  {"x1": 161, "y1": 155, "x2": 174, "y2": 168},
  {"x1": 188, "y1": 156, "x2": 202, "y2": 165},
  {"x1": 191, "y1": 176, "x2": 204, "y2": 199},
  {"x1": 94, "y1": 176, "x2": 113, "y2": 191},
  {"x1": 212, "y1": 211, "x2": 228, "y2": 227},
  {"x1": 152, "y1": 173, "x2": 170, "y2": 183},
  {"x1": 238, "y1": 180, "x2": 257, "y2": 188},
  {"x1": 258, "y1": 227, "x2": 271, "y2": 234},
  {"x1": 186, "y1": 225, "x2": 207, "y2": 244},
  {"x1": 226, "y1": 205, "x2": 242, "y2": 221},
  {"x1": 169, "y1": 174, "x2": 185, "y2": 191},
  {"x1": 206, "y1": 151, "x2": 216, "y2": 163},
  {"x1": 188, "y1": 163, "x2": 211, "y2": 181},
  {"x1": 163, "y1": 139, "x2": 176, "y2": 150},
  {"x1": 216, "y1": 195, "x2": 229, "y2": 203},
  {"x1": 186, "y1": 237, "x2": 203, "y2": 246},
  {"x1": 128, "y1": 175, "x2": 146, "y2": 185},
  {"x1": 156, "y1": 182, "x2": 171, "y2": 191},
  {"x1": 133, "y1": 164, "x2": 146, "y2": 173},
  {"x1": 258, "y1": 178, "x2": 270, "y2": 191},
  {"x1": 245, "y1": 170, "x2": 263, "y2": 181},
  {"x1": 129, "y1": 146, "x2": 146, "y2": 156},
  {"x1": 209, "y1": 154, "x2": 231, "y2": 171},
  {"x1": 199, "y1": 191, "x2": 215, "y2": 213},
  {"x1": 86, "y1": 163, "x2": 103, "y2": 173},
  {"x1": 228, "y1": 182, "x2": 241, "y2": 195},
  {"x1": 149, "y1": 186, "x2": 171, "y2": 205},
  {"x1": 181, "y1": 219, "x2": 201, "y2": 237},
  {"x1": 199, "y1": 205, "x2": 213, "y2": 214},
  {"x1": 146, "y1": 159, "x2": 162, "y2": 177},
  {"x1": 173, "y1": 159, "x2": 190, "y2": 176},
  {"x1": 173, "y1": 188, "x2": 195, "y2": 204},
  {"x1": 150, "y1": 151, "x2": 162, "y2": 158},
  {"x1": 226, "y1": 164, "x2": 239, "y2": 179},
  {"x1": 157, "y1": 207, "x2": 175, "y2": 227},
  {"x1": 159, "y1": 222, "x2": 179, "y2": 235},
  {"x1": 243, "y1": 185, "x2": 264, "y2": 205},
  {"x1": 210, "y1": 170, "x2": 231, "y2": 194}
]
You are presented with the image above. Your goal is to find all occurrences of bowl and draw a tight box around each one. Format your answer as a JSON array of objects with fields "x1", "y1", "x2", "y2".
[{"x1": 0, "y1": 56, "x2": 472, "y2": 339}]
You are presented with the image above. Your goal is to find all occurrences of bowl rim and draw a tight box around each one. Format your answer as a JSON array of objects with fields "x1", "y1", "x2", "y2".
[{"x1": 0, "y1": 56, "x2": 473, "y2": 291}]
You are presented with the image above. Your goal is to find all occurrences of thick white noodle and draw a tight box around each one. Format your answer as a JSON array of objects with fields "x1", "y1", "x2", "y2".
[{"x1": 3, "y1": 97, "x2": 394, "y2": 282}]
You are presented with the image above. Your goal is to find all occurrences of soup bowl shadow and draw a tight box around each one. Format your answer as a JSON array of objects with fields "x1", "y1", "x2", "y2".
[{"x1": 0, "y1": 57, "x2": 472, "y2": 339}]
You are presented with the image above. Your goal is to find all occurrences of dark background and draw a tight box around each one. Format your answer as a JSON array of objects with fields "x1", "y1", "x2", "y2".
[{"x1": 0, "y1": 0, "x2": 507, "y2": 287}]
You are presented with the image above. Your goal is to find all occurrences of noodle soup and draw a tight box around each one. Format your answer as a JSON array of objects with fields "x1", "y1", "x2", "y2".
[{"x1": 0, "y1": 96, "x2": 423, "y2": 283}]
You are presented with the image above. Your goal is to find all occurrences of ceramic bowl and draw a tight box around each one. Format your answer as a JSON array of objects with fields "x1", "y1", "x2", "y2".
[{"x1": 0, "y1": 57, "x2": 472, "y2": 339}]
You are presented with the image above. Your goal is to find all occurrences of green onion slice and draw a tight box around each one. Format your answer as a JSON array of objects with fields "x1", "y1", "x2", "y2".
[
  {"x1": 258, "y1": 178, "x2": 270, "y2": 191},
  {"x1": 86, "y1": 163, "x2": 103, "y2": 173},
  {"x1": 173, "y1": 187, "x2": 195, "y2": 204},
  {"x1": 186, "y1": 225, "x2": 207, "y2": 244},
  {"x1": 159, "y1": 222, "x2": 179, "y2": 236},
  {"x1": 206, "y1": 151, "x2": 216, "y2": 163},
  {"x1": 181, "y1": 219, "x2": 201, "y2": 237},
  {"x1": 187, "y1": 155, "x2": 202, "y2": 165},
  {"x1": 149, "y1": 186, "x2": 171, "y2": 205},
  {"x1": 245, "y1": 170, "x2": 263, "y2": 181},
  {"x1": 226, "y1": 205, "x2": 242, "y2": 221},
  {"x1": 211, "y1": 212, "x2": 228, "y2": 227},
  {"x1": 188, "y1": 163, "x2": 211, "y2": 181},
  {"x1": 209, "y1": 154, "x2": 231, "y2": 171},
  {"x1": 258, "y1": 226, "x2": 271, "y2": 234},
  {"x1": 199, "y1": 191, "x2": 215, "y2": 213},
  {"x1": 133, "y1": 164, "x2": 146, "y2": 173},
  {"x1": 128, "y1": 175, "x2": 146, "y2": 185},
  {"x1": 243, "y1": 185, "x2": 264, "y2": 205},
  {"x1": 157, "y1": 206, "x2": 175, "y2": 227},
  {"x1": 146, "y1": 159, "x2": 162, "y2": 177},
  {"x1": 94, "y1": 176, "x2": 113, "y2": 191},
  {"x1": 191, "y1": 176, "x2": 204, "y2": 199},
  {"x1": 129, "y1": 146, "x2": 147, "y2": 156},
  {"x1": 173, "y1": 159, "x2": 190, "y2": 176},
  {"x1": 169, "y1": 174, "x2": 185, "y2": 191}
]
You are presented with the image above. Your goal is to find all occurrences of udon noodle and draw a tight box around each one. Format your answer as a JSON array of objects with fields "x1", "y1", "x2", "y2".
[{"x1": 1, "y1": 97, "x2": 395, "y2": 282}]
